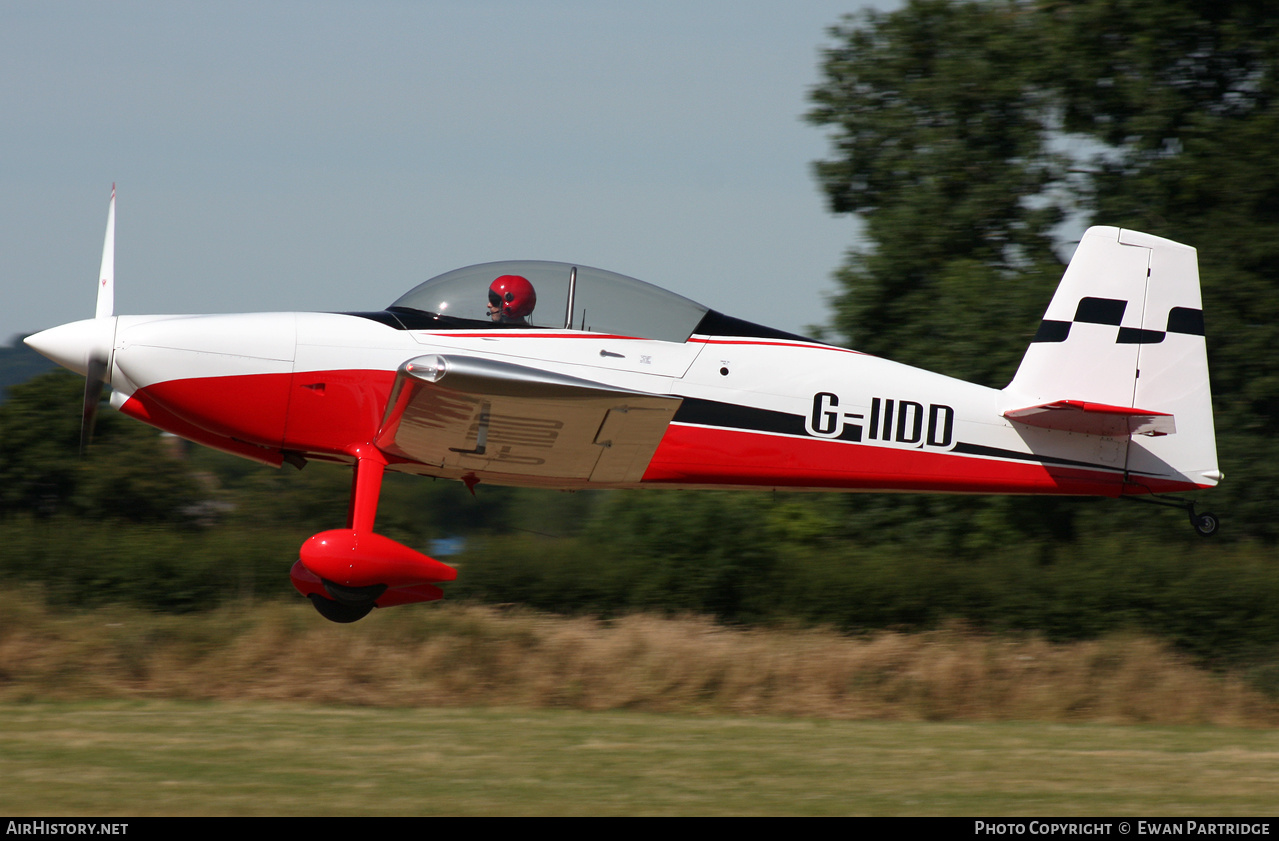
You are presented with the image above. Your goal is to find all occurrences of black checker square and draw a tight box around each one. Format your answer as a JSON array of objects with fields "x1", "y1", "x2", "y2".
[{"x1": 1073, "y1": 296, "x2": 1128, "y2": 325}]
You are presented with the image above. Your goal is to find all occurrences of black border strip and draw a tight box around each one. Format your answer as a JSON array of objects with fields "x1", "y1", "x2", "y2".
[{"x1": 692, "y1": 310, "x2": 823, "y2": 343}]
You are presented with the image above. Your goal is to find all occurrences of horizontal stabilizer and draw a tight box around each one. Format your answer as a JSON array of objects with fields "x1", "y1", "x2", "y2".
[{"x1": 1004, "y1": 400, "x2": 1175, "y2": 438}]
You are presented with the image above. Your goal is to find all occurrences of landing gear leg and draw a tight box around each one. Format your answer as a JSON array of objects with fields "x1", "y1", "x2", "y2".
[
  {"x1": 347, "y1": 450, "x2": 385, "y2": 533},
  {"x1": 1122, "y1": 494, "x2": 1219, "y2": 537},
  {"x1": 298, "y1": 450, "x2": 390, "y2": 623},
  {"x1": 291, "y1": 448, "x2": 456, "y2": 621}
]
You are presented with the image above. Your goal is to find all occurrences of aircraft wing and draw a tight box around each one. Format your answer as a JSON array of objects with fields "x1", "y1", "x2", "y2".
[
  {"x1": 375, "y1": 354, "x2": 682, "y2": 483},
  {"x1": 1004, "y1": 400, "x2": 1175, "y2": 437}
]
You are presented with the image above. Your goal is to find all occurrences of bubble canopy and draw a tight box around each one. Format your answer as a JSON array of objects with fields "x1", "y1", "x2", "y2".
[{"x1": 389, "y1": 261, "x2": 711, "y2": 343}]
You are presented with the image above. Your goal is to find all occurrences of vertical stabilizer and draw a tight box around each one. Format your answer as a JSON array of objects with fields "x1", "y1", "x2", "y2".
[{"x1": 1004, "y1": 226, "x2": 1220, "y2": 490}]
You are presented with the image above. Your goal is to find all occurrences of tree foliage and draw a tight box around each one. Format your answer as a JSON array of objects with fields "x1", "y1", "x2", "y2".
[
  {"x1": 0, "y1": 370, "x2": 200, "y2": 522},
  {"x1": 808, "y1": 0, "x2": 1067, "y2": 386},
  {"x1": 1056, "y1": 0, "x2": 1279, "y2": 538},
  {"x1": 808, "y1": 0, "x2": 1279, "y2": 542}
]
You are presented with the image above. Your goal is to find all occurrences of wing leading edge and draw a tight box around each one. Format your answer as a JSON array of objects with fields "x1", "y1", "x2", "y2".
[{"x1": 375, "y1": 354, "x2": 682, "y2": 484}]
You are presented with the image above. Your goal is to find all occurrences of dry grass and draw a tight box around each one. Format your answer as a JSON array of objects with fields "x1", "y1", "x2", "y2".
[{"x1": 1, "y1": 594, "x2": 1275, "y2": 727}]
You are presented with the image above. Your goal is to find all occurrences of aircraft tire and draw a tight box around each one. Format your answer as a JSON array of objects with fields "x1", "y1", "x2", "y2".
[
  {"x1": 1192, "y1": 512, "x2": 1219, "y2": 537},
  {"x1": 308, "y1": 593, "x2": 374, "y2": 623}
]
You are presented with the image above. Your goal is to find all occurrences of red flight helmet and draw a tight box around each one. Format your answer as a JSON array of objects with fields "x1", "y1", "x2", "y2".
[{"x1": 488, "y1": 275, "x2": 537, "y2": 321}]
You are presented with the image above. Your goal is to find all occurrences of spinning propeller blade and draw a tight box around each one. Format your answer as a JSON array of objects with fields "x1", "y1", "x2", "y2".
[
  {"x1": 96, "y1": 184, "x2": 115, "y2": 320},
  {"x1": 80, "y1": 185, "x2": 117, "y2": 453},
  {"x1": 80, "y1": 354, "x2": 108, "y2": 455}
]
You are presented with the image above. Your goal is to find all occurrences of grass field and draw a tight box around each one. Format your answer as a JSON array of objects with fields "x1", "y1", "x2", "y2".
[
  {"x1": 2, "y1": 598, "x2": 1277, "y2": 815},
  {"x1": 1, "y1": 701, "x2": 1277, "y2": 816}
]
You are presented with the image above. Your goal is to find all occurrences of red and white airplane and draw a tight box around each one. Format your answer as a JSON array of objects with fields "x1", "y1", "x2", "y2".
[{"x1": 26, "y1": 188, "x2": 1221, "y2": 621}]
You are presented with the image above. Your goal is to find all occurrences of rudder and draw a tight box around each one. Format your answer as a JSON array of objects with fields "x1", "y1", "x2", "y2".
[{"x1": 1004, "y1": 226, "x2": 1220, "y2": 491}]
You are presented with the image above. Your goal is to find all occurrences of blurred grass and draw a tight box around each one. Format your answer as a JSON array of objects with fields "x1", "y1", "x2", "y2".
[
  {"x1": 1, "y1": 594, "x2": 1275, "y2": 726},
  {"x1": 2, "y1": 595, "x2": 1278, "y2": 815},
  {"x1": 0, "y1": 702, "x2": 1277, "y2": 815}
]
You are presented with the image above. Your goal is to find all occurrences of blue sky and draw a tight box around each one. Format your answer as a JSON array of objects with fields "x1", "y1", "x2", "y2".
[{"x1": 3, "y1": 1, "x2": 894, "y2": 343}]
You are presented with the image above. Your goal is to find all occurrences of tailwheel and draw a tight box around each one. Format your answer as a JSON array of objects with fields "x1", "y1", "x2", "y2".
[
  {"x1": 1191, "y1": 511, "x2": 1219, "y2": 538},
  {"x1": 1122, "y1": 493, "x2": 1221, "y2": 538},
  {"x1": 308, "y1": 593, "x2": 374, "y2": 623}
]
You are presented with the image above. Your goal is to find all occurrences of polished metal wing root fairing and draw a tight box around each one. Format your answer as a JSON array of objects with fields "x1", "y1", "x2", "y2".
[{"x1": 376, "y1": 353, "x2": 682, "y2": 487}]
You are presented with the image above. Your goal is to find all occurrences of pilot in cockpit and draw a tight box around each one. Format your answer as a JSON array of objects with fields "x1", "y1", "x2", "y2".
[{"x1": 487, "y1": 275, "x2": 537, "y2": 325}]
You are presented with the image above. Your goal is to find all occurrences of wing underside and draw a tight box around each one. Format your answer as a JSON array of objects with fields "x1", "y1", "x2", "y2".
[{"x1": 375, "y1": 354, "x2": 682, "y2": 484}]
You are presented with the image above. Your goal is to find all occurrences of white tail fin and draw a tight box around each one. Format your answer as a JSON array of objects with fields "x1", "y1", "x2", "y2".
[{"x1": 1004, "y1": 226, "x2": 1220, "y2": 491}]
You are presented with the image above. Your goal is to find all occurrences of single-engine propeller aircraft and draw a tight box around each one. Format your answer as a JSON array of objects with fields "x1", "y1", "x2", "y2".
[{"x1": 26, "y1": 188, "x2": 1222, "y2": 622}]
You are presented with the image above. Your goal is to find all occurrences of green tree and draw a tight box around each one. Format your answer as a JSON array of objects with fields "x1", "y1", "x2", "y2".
[
  {"x1": 0, "y1": 370, "x2": 201, "y2": 523},
  {"x1": 808, "y1": 0, "x2": 1067, "y2": 387},
  {"x1": 808, "y1": 0, "x2": 1279, "y2": 543},
  {"x1": 1049, "y1": 0, "x2": 1279, "y2": 539}
]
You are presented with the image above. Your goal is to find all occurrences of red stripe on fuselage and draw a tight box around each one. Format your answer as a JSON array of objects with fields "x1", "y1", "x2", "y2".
[
  {"x1": 137, "y1": 373, "x2": 292, "y2": 448},
  {"x1": 688, "y1": 336, "x2": 866, "y2": 354},
  {"x1": 284, "y1": 369, "x2": 398, "y2": 454},
  {"x1": 642, "y1": 423, "x2": 1134, "y2": 495},
  {"x1": 121, "y1": 369, "x2": 398, "y2": 460},
  {"x1": 118, "y1": 384, "x2": 285, "y2": 467}
]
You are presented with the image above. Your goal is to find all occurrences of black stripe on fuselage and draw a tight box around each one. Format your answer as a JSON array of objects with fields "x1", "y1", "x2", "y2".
[
  {"x1": 949, "y1": 442, "x2": 1121, "y2": 472},
  {"x1": 674, "y1": 400, "x2": 1146, "y2": 475},
  {"x1": 673, "y1": 398, "x2": 863, "y2": 442},
  {"x1": 677, "y1": 398, "x2": 805, "y2": 438}
]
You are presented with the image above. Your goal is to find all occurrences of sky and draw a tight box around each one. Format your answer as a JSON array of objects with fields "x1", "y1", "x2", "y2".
[{"x1": 2, "y1": 1, "x2": 897, "y2": 345}]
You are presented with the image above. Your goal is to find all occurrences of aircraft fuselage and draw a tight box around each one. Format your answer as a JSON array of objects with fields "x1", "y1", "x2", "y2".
[{"x1": 83, "y1": 310, "x2": 1204, "y2": 497}]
